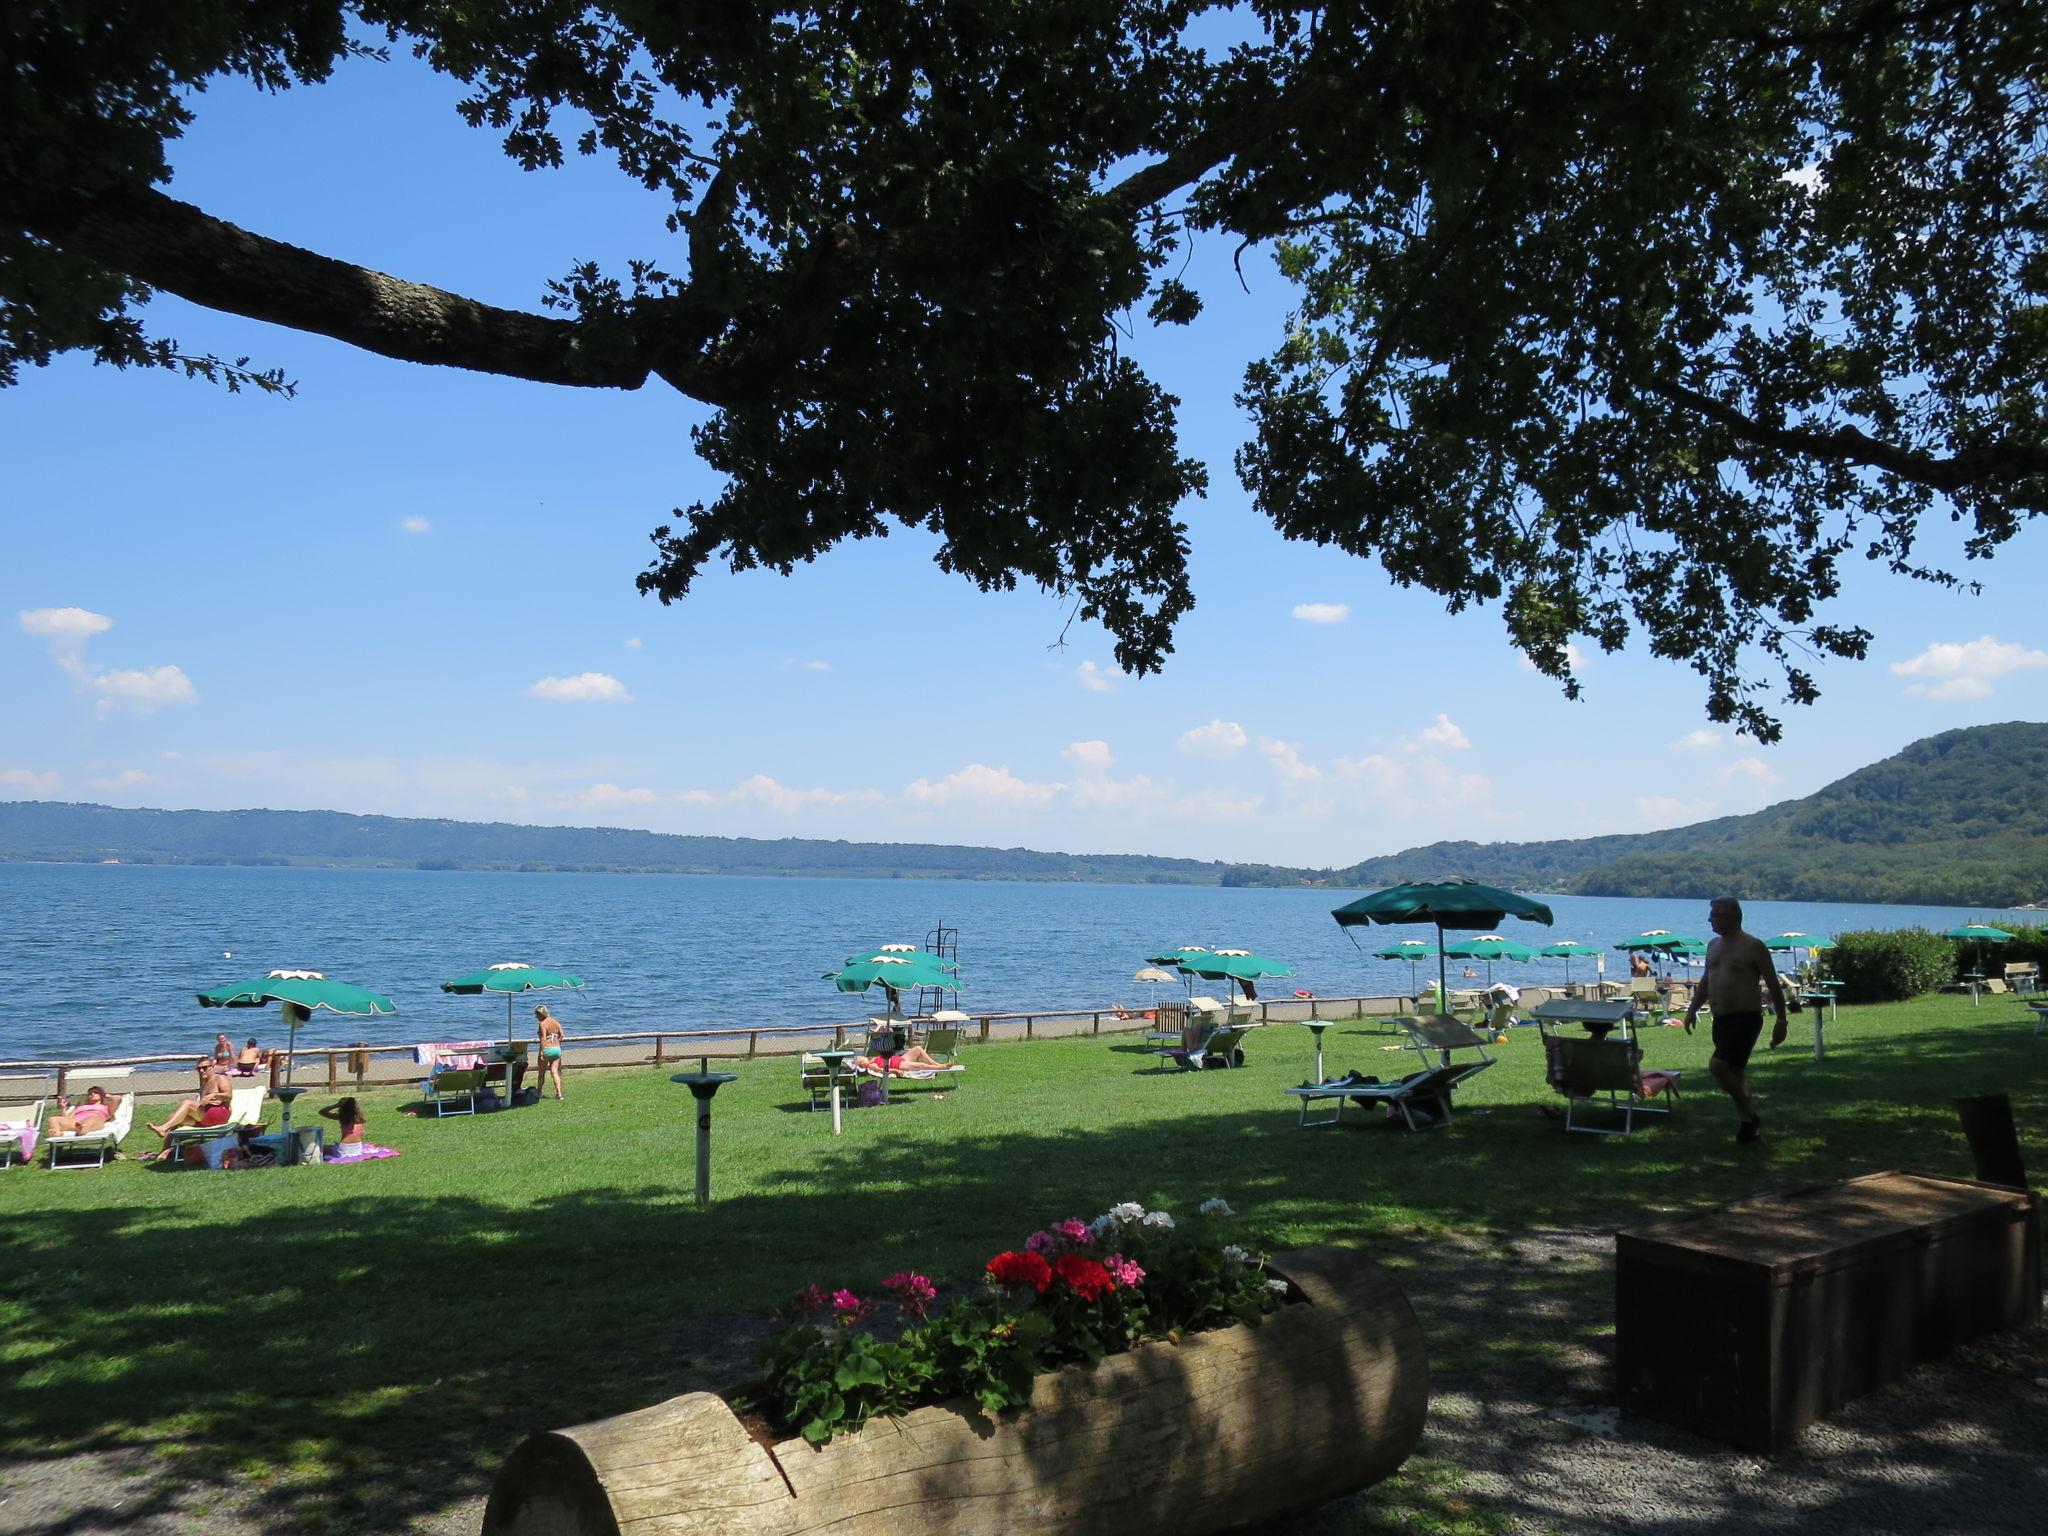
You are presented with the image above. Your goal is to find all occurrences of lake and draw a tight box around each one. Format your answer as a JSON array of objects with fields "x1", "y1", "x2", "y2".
[{"x1": 0, "y1": 862, "x2": 2029, "y2": 1062}]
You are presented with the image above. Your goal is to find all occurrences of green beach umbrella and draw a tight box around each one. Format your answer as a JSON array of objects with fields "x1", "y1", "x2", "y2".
[
  {"x1": 1333, "y1": 880, "x2": 1555, "y2": 1013},
  {"x1": 1372, "y1": 938, "x2": 1438, "y2": 993},
  {"x1": 825, "y1": 947, "x2": 961, "y2": 1005},
  {"x1": 1538, "y1": 939, "x2": 1599, "y2": 986},
  {"x1": 1763, "y1": 932, "x2": 1823, "y2": 952},
  {"x1": 198, "y1": 969, "x2": 397, "y2": 1088},
  {"x1": 1441, "y1": 933, "x2": 1537, "y2": 985},
  {"x1": 442, "y1": 962, "x2": 586, "y2": 1054},
  {"x1": 1166, "y1": 947, "x2": 1293, "y2": 1000},
  {"x1": 1942, "y1": 923, "x2": 2015, "y2": 976},
  {"x1": 1615, "y1": 930, "x2": 1706, "y2": 954}
]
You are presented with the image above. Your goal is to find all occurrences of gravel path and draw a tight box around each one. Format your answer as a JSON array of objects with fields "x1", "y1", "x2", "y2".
[{"x1": 6, "y1": 1224, "x2": 2043, "y2": 1536}]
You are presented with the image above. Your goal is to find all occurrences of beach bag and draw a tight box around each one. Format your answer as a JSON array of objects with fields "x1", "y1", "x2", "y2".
[{"x1": 856, "y1": 1080, "x2": 887, "y2": 1108}]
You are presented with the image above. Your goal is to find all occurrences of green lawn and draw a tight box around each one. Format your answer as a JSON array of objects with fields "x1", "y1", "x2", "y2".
[{"x1": 2, "y1": 994, "x2": 2041, "y2": 1533}]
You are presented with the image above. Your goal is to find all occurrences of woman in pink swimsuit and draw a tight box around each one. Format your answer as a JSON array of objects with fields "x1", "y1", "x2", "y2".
[{"x1": 47, "y1": 1086, "x2": 114, "y2": 1136}]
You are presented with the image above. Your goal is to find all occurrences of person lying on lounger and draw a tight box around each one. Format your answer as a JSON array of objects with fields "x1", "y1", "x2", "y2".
[
  {"x1": 148, "y1": 1059, "x2": 235, "y2": 1141},
  {"x1": 853, "y1": 1044, "x2": 959, "y2": 1076},
  {"x1": 47, "y1": 1086, "x2": 115, "y2": 1137}
]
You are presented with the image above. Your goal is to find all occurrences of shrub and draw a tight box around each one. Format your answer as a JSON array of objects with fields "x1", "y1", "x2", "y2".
[
  {"x1": 753, "y1": 1200, "x2": 1285, "y2": 1445},
  {"x1": 1826, "y1": 928, "x2": 1956, "y2": 1003}
]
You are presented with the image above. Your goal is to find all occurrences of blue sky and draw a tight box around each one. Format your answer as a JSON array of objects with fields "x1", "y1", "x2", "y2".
[{"x1": 4, "y1": 49, "x2": 2044, "y2": 867}]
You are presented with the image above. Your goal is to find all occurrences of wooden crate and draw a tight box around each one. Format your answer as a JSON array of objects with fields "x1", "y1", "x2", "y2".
[{"x1": 1616, "y1": 1171, "x2": 2040, "y2": 1452}]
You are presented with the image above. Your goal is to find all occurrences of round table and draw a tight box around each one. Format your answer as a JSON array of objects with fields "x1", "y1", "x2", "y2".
[
  {"x1": 812, "y1": 1048, "x2": 863, "y2": 1135},
  {"x1": 272, "y1": 1084, "x2": 311, "y2": 1164},
  {"x1": 670, "y1": 1062, "x2": 739, "y2": 1206},
  {"x1": 1301, "y1": 1020, "x2": 1332, "y2": 1084}
]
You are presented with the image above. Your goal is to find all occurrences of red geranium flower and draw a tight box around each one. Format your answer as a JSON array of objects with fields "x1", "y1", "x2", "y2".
[
  {"x1": 1053, "y1": 1252, "x2": 1117, "y2": 1301},
  {"x1": 985, "y1": 1250, "x2": 1054, "y2": 1293}
]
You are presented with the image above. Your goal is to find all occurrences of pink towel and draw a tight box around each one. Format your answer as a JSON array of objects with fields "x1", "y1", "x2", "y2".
[{"x1": 1, "y1": 1120, "x2": 35, "y2": 1160}]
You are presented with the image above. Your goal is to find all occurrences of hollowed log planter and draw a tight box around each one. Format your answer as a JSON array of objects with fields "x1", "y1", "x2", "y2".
[{"x1": 483, "y1": 1246, "x2": 1427, "y2": 1536}]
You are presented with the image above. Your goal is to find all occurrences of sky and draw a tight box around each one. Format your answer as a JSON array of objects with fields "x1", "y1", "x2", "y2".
[{"x1": 4, "y1": 46, "x2": 2046, "y2": 869}]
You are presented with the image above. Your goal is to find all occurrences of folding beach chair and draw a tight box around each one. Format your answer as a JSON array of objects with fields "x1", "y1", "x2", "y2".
[
  {"x1": 800, "y1": 1053, "x2": 858, "y2": 1110},
  {"x1": 166, "y1": 1084, "x2": 268, "y2": 1165},
  {"x1": 0, "y1": 1101, "x2": 43, "y2": 1169},
  {"x1": 45, "y1": 1093, "x2": 135, "y2": 1170},
  {"x1": 1155, "y1": 1020, "x2": 1249, "y2": 1071},
  {"x1": 1284, "y1": 1066, "x2": 1467, "y2": 1131},
  {"x1": 1542, "y1": 1034, "x2": 1681, "y2": 1136},
  {"x1": 421, "y1": 1068, "x2": 483, "y2": 1117},
  {"x1": 1399, "y1": 1014, "x2": 1501, "y2": 1085}
]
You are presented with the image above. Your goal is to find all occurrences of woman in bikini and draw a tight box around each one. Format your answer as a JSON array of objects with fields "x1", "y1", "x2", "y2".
[
  {"x1": 534, "y1": 1005, "x2": 566, "y2": 1101},
  {"x1": 46, "y1": 1085, "x2": 115, "y2": 1137}
]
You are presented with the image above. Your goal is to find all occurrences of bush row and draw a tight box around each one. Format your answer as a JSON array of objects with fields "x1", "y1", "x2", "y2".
[{"x1": 1826, "y1": 928, "x2": 1957, "y2": 1003}]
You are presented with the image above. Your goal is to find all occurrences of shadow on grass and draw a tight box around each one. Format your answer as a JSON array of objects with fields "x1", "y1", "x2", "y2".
[{"x1": 1, "y1": 1006, "x2": 2041, "y2": 1535}]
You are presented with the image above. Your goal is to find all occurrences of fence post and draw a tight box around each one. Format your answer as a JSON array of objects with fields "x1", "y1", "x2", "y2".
[
  {"x1": 654, "y1": 1035, "x2": 666, "y2": 1065},
  {"x1": 55, "y1": 1065, "x2": 69, "y2": 1097},
  {"x1": 834, "y1": 1025, "x2": 847, "y2": 1048},
  {"x1": 1025, "y1": 1016, "x2": 1034, "y2": 1040},
  {"x1": 327, "y1": 1052, "x2": 338, "y2": 1088},
  {"x1": 1092, "y1": 1012, "x2": 1101, "y2": 1035},
  {"x1": 978, "y1": 1017, "x2": 990, "y2": 1042},
  {"x1": 748, "y1": 1031, "x2": 758, "y2": 1058}
]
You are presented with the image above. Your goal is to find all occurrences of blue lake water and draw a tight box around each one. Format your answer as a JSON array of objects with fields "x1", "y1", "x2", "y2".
[{"x1": 0, "y1": 862, "x2": 2029, "y2": 1062}]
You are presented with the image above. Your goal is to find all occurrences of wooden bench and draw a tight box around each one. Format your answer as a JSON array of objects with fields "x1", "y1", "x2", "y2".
[{"x1": 1617, "y1": 1171, "x2": 2040, "y2": 1451}]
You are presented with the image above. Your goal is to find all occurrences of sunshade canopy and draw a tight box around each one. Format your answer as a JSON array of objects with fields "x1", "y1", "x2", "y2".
[
  {"x1": 1538, "y1": 940, "x2": 1599, "y2": 958},
  {"x1": 197, "y1": 970, "x2": 397, "y2": 1016},
  {"x1": 825, "y1": 950, "x2": 961, "y2": 994},
  {"x1": 1170, "y1": 948, "x2": 1294, "y2": 983},
  {"x1": 1442, "y1": 934, "x2": 1538, "y2": 962},
  {"x1": 1132, "y1": 967, "x2": 1180, "y2": 984},
  {"x1": 1942, "y1": 924, "x2": 2016, "y2": 942},
  {"x1": 441, "y1": 963, "x2": 586, "y2": 995},
  {"x1": 1762, "y1": 933, "x2": 1825, "y2": 951},
  {"x1": 1371, "y1": 939, "x2": 1438, "y2": 960},
  {"x1": 1332, "y1": 880, "x2": 1555, "y2": 932},
  {"x1": 1614, "y1": 930, "x2": 1706, "y2": 952}
]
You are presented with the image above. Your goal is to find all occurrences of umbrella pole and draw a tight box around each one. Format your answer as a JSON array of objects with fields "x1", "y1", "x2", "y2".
[{"x1": 1436, "y1": 924, "x2": 1449, "y2": 1015}]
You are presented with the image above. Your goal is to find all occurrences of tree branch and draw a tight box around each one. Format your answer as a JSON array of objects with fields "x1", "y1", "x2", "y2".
[
  {"x1": 1647, "y1": 375, "x2": 2048, "y2": 493},
  {"x1": 9, "y1": 171, "x2": 655, "y2": 390}
]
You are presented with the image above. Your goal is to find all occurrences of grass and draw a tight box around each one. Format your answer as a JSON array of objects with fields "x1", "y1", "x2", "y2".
[{"x1": 1, "y1": 993, "x2": 2042, "y2": 1533}]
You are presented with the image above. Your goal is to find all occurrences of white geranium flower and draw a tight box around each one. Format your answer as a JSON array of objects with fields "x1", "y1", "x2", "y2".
[
  {"x1": 1222, "y1": 1244, "x2": 1250, "y2": 1264},
  {"x1": 1109, "y1": 1201, "x2": 1146, "y2": 1223},
  {"x1": 1088, "y1": 1214, "x2": 1118, "y2": 1236},
  {"x1": 1199, "y1": 1197, "x2": 1234, "y2": 1216},
  {"x1": 1141, "y1": 1210, "x2": 1176, "y2": 1229},
  {"x1": 1266, "y1": 1278, "x2": 1291, "y2": 1293}
]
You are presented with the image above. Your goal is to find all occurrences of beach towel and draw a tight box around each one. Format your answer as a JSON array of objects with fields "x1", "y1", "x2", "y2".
[
  {"x1": 1, "y1": 1119, "x2": 36, "y2": 1161},
  {"x1": 325, "y1": 1142, "x2": 400, "y2": 1163}
]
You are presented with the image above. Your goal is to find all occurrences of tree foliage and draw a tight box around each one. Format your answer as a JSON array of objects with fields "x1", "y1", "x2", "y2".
[{"x1": 5, "y1": 3, "x2": 2046, "y2": 735}]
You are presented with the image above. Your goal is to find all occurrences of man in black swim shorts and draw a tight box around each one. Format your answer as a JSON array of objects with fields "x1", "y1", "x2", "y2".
[{"x1": 1683, "y1": 897, "x2": 1789, "y2": 1143}]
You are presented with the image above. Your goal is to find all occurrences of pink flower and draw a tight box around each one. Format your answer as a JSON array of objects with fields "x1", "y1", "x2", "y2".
[
  {"x1": 789, "y1": 1283, "x2": 828, "y2": 1317},
  {"x1": 1052, "y1": 1218, "x2": 1094, "y2": 1248},
  {"x1": 829, "y1": 1288, "x2": 869, "y2": 1327},
  {"x1": 883, "y1": 1271, "x2": 938, "y2": 1319},
  {"x1": 1103, "y1": 1254, "x2": 1145, "y2": 1287},
  {"x1": 1025, "y1": 1229, "x2": 1055, "y2": 1254}
]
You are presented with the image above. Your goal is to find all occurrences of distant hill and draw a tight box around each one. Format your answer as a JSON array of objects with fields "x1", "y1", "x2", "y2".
[
  {"x1": 1226, "y1": 722, "x2": 2048, "y2": 906},
  {"x1": 0, "y1": 802, "x2": 1226, "y2": 884},
  {"x1": 5, "y1": 723, "x2": 2042, "y2": 902}
]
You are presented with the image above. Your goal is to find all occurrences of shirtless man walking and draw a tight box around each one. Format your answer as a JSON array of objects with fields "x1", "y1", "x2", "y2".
[{"x1": 1683, "y1": 897, "x2": 1789, "y2": 1143}]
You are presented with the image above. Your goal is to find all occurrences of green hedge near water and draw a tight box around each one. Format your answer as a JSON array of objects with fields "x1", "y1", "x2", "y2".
[{"x1": 1827, "y1": 928, "x2": 1958, "y2": 1003}]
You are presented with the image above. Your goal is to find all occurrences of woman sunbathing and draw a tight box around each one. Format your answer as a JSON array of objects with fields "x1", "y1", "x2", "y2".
[
  {"x1": 47, "y1": 1086, "x2": 115, "y2": 1137},
  {"x1": 853, "y1": 1044, "x2": 958, "y2": 1076}
]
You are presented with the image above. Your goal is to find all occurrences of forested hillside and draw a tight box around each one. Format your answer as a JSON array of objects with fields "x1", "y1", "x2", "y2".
[
  {"x1": 0, "y1": 802, "x2": 1224, "y2": 884},
  {"x1": 1263, "y1": 722, "x2": 2048, "y2": 905}
]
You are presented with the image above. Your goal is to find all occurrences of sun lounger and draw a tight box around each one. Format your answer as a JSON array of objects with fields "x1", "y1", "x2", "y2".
[
  {"x1": 1154, "y1": 1020, "x2": 1250, "y2": 1071},
  {"x1": 165, "y1": 1084, "x2": 268, "y2": 1165},
  {"x1": 1284, "y1": 1066, "x2": 1467, "y2": 1132},
  {"x1": 800, "y1": 1053, "x2": 859, "y2": 1110},
  {"x1": 0, "y1": 1101, "x2": 43, "y2": 1169},
  {"x1": 422, "y1": 1068, "x2": 483, "y2": 1117},
  {"x1": 46, "y1": 1093, "x2": 136, "y2": 1170}
]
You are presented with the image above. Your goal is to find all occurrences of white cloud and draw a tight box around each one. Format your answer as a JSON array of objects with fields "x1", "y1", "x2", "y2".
[
  {"x1": 526, "y1": 672, "x2": 633, "y2": 703},
  {"x1": 783, "y1": 657, "x2": 831, "y2": 672},
  {"x1": 574, "y1": 783, "x2": 659, "y2": 809},
  {"x1": 399, "y1": 516, "x2": 432, "y2": 534},
  {"x1": 623, "y1": 638, "x2": 643, "y2": 650},
  {"x1": 903, "y1": 763, "x2": 1063, "y2": 809},
  {"x1": 1716, "y1": 756, "x2": 1780, "y2": 784},
  {"x1": 1, "y1": 768, "x2": 61, "y2": 793},
  {"x1": 1633, "y1": 794, "x2": 1715, "y2": 826},
  {"x1": 674, "y1": 788, "x2": 719, "y2": 807},
  {"x1": 1070, "y1": 772, "x2": 1163, "y2": 809},
  {"x1": 21, "y1": 608, "x2": 198, "y2": 714},
  {"x1": 1259, "y1": 737, "x2": 1324, "y2": 789},
  {"x1": 1670, "y1": 729, "x2": 1724, "y2": 753},
  {"x1": 18, "y1": 607, "x2": 114, "y2": 645},
  {"x1": 1062, "y1": 740, "x2": 1116, "y2": 772},
  {"x1": 159, "y1": 750, "x2": 183, "y2": 761},
  {"x1": 1892, "y1": 635, "x2": 2048, "y2": 699},
  {"x1": 1076, "y1": 660, "x2": 1120, "y2": 693},
  {"x1": 1404, "y1": 714, "x2": 1470, "y2": 753},
  {"x1": 79, "y1": 663, "x2": 199, "y2": 714},
  {"x1": 1292, "y1": 602, "x2": 1350, "y2": 625},
  {"x1": 88, "y1": 769, "x2": 157, "y2": 790},
  {"x1": 1331, "y1": 750, "x2": 1493, "y2": 815},
  {"x1": 1179, "y1": 719, "x2": 1248, "y2": 757},
  {"x1": 487, "y1": 785, "x2": 530, "y2": 804},
  {"x1": 728, "y1": 775, "x2": 864, "y2": 815},
  {"x1": 1783, "y1": 161, "x2": 1826, "y2": 194}
]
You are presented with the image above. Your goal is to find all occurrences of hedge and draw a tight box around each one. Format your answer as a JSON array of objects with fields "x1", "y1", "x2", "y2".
[{"x1": 1828, "y1": 928, "x2": 1957, "y2": 1003}]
